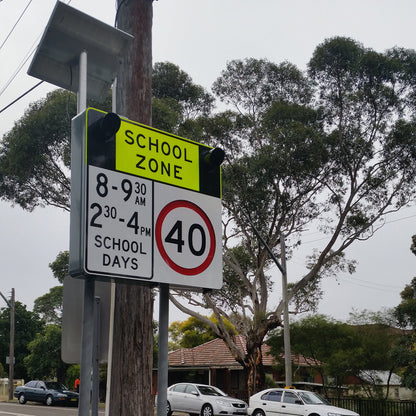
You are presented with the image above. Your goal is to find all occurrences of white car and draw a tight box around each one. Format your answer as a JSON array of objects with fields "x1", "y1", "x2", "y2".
[
  {"x1": 248, "y1": 388, "x2": 360, "y2": 416},
  {"x1": 167, "y1": 382, "x2": 248, "y2": 416}
]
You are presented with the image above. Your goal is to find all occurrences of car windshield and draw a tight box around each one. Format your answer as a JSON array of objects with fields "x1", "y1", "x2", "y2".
[
  {"x1": 297, "y1": 391, "x2": 329, "y2": 405},
  {"x1": 212, "y1": 386, "x2": 228, "y2": 396},
  {"x1": 44, "y1": 382, "x2": 67, "y2": 391},
  {"x1": 197, "y1": 385, "x2": 223, "y2": 396}
]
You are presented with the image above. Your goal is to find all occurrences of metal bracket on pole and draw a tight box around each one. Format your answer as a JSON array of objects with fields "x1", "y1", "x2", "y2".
[{"x1": 78, "y1": 50, "x2": 87, "y2": 112}]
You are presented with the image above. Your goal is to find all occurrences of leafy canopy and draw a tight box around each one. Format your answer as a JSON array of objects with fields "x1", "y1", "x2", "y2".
[
  {"x1": 169, "y1": 315, "x2": 236, "y2": 350},
  {"x1": 267, "y1": 313, "x2": 400, "y2": 398},
  {"x1": 170, "y1": 38, "x2": 416, "y2": 394},
  {"x1": 24, "y1": 324, "x2": 68, "y2": 382},
  {"x1": 0, "y1": 302, "x2": 43, "y2": 380}
]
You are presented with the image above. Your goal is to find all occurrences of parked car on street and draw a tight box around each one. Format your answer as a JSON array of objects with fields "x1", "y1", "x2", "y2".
[
  {"x1": 14, "y1": 380, "x2": 79, "y2": 406},
  {"x1": 248, "y1": 388, "x2": 359, "y2": 416},
  {"x1": 166, "y1": 382, "x2": 247, "y2": 416}
]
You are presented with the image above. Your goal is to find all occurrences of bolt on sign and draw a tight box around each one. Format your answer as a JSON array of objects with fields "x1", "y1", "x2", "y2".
[{"x1": 69, "y1": 108, "x2": 224, "y2": 289}]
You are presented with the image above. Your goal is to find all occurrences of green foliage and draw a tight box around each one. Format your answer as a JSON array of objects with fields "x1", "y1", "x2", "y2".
[
  {"x1": 65, "y1": 364, "x2": 80, "y2": 390},
  {"x1": 48, "y1": 250, "x2": 69, "y2": 283},
  {"x1": 348, "y1": 307, "x2": 397, "y2": 327},
  {"x1": 32, "y1": 250, "x2": 67, "y2": 325},
  {"x1": 0, "y1": 302, "x2": 43, "y2": 380},
  {"x1": 394, "y1": 277, "x2": 416, "y2": 329},
  {"x1": 153, "y1": 61, "x2": 214, "y2": 120},
  {"x1": 212, "y1": 58, "x2": 311, "y2": 120},
  {"x1": 267, "y1": 314, "x2": 400, "y2": 397},
  {"x1": 0, "y1": 90, "x2": 75, "y2": 211},
  {"x1": 390, "y1": 334, "x2": 416, "y2": 389},
  {"x1": 24, "y1": 324, "x2": 68, "y2": 382},
  {"x1": 0, "y1": 362, "x2": 6, "y2": 378},
  {"x1": 0, "y1": 90, "x2": 112, "y2": 211},
  {"x1": 169, "y1": 315, "x2": 236, "y2": 350},
  {"x1": 152, "y1": 97, "x2": 183, "y2": 133},
  {"x1": 33, "y1": 286, "x2": 63, "y2": 325}
]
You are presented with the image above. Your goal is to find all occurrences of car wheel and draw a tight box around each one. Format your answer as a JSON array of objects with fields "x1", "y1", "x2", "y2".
[
  {"x1": 45, "y1": 395, "x2": 54, "y2": 406},
  {"x1": 201, "y1": 404, "x2": 214, "y2": 416},
  {"x1": 252, "y1": 411, "x2": 265, "y2": 416},
  {"x1": 166, "y1": 401, "x2": 172, "y2": 416},
  {"x1": 18, "y1": 394, "x2": 26, "y2": 404}
]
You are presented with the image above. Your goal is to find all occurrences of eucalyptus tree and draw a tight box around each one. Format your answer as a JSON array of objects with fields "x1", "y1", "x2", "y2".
[
  {"x1": 0, "y1": 89, "x2": 77, "y2": 211},
  {"x1": 152, "y1": 61, "x2": 214, "y2": 121},
  {"x1": 168, "y1": 38, "x2": 416, "y2": 395}
]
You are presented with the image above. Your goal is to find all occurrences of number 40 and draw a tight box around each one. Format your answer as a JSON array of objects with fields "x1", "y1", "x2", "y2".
[{"x1": 165, "y1": 220, "x2": 206, "y2": 256}]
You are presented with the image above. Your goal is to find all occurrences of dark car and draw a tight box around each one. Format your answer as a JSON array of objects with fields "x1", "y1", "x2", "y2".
[{"x1": 14, "y1": 380, "x2": 79, "y2": 406}]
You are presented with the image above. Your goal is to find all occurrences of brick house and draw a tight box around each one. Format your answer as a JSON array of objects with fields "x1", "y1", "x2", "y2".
[{"x1": 152, "y1": 335, "x2": 322, "y2": 399}]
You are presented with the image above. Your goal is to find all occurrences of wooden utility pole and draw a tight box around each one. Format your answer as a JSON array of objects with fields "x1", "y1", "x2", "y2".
[
  {"x1": 109, "y1": 1, "x2": 154, "y2": 415},
  {"x1": 0, "y1": 289, "x2": 14, "y2": 401},
  {"x1": 8, "y1": 288, "x2": 15, "y2": 401}
]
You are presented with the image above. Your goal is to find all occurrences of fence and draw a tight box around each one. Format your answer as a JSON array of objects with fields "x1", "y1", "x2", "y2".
[
  {"x1": 0, "y1": 379, "x2": 24, "y2": 399},
  {"x1": 330, "y1": 397, "x2": 416, "y2": 416}
]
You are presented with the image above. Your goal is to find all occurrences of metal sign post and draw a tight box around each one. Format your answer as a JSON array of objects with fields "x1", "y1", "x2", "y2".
[
  {"x1": 157, "y1": 284, "x2": 169, "y2": 416},
  {"x1": 76, "y1": 49, "x2": 96, "y2": 416}
]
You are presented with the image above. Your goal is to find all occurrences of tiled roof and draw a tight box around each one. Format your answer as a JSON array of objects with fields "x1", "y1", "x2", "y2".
[{"x1": 168, "y1": 335, "x2": 314, "y2": 368}]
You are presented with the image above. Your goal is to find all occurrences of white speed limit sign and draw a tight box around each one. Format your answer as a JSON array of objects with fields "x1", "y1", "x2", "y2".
[{"x1": 153, "y1": 182, "x2": 222, "y2": 288}]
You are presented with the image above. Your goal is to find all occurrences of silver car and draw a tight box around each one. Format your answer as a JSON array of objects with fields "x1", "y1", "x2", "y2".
[
  {"x1": 248, "y1": 388, "x2": 359, "y2": 416},
  {"x1": 167, "y1": 382, "x2": 247, "y2": 416}
]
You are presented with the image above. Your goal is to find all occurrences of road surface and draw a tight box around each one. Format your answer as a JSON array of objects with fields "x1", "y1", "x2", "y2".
[{"x1": 0, "y1": 402, "x2": 104, "y2": 416}]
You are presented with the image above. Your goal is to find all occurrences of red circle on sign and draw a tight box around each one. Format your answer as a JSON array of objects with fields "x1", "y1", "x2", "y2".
[{"x1": 155, "y1": 200, "x2": 216, "y2": 276}]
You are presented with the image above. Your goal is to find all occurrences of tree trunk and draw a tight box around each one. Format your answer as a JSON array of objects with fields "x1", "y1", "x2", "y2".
[
  {"x1": 109, "y1": 1, "x2": 154, "y2": 415},
  {"x1": 245, "y1": 345, "x2": 266, "y2": 397},
  {"x1": 110, "y1": 284, "x2": 154, "y2": 415}
]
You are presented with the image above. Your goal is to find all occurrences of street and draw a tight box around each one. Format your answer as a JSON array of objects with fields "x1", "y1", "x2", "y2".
[{"x1": 0, "y1": 402, "x2": 104, "y2": 416}]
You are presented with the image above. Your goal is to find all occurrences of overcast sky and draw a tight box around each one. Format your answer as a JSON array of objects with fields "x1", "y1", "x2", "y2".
[{"x1": 0, "y1": 0, "x2": 415, "y2": 323}]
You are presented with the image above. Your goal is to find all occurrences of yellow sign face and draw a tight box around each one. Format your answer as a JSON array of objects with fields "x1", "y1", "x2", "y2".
[{"x1": 116, "y1": 119, "x2": 200, "y2": 191}]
